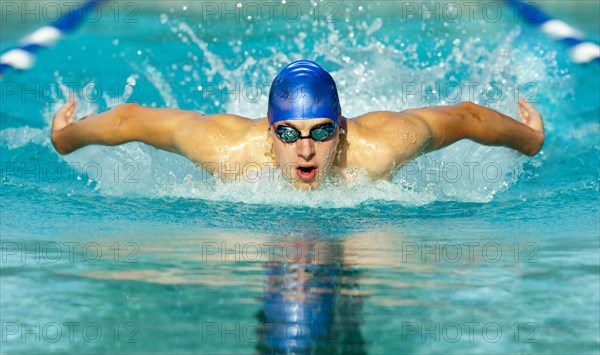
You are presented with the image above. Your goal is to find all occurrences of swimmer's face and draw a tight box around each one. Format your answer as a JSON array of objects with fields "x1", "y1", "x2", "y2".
[{"x1": 270, "y1": 118, "x2": 339, "y2": 190}]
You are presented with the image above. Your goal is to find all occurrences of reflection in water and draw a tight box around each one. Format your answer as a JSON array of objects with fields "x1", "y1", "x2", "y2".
[{"x1": 256, "y1": 238, "x2": 366, "y2": 354}]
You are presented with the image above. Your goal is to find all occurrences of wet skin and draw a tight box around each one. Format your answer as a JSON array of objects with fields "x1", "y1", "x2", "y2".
[
  {"x1": 51, "y1": 98, "x2": 544, "y2": 190},
  {"x1": 269, "y1": 118, "x2": 340, "y2": 190}
]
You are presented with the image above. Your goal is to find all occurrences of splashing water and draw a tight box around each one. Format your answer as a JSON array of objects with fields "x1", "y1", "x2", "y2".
[
  {"x1": 1, "y1": 3, "x2": 573, "y2": 207},
  {"x1": 1, "y1": 3, "x2": 598, "y2": 355}
]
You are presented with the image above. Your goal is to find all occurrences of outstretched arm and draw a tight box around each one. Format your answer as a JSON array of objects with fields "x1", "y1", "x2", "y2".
[
  {"x1": 51, "y1": 98, "x2": 197, "y2": 155},
  {"x1": 348, "y1": 99, "x2": 544, "y2": 178},
  {"x1": 51, "y1": 99, "x2": 266, "y2": 175},
  {"x1": 411, "y1": 98, "x2": 545, "y2": 156}
]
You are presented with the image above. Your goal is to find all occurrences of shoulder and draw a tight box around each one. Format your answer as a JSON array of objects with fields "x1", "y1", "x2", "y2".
[
  {"x1": 342, "y1": 111, "x2": 433, "y2": 178},
  {"x1": 349, "y1": 110, "x2": 438, "y2": 137},
  {"x1": 174, "y1": 114, "x2": 269, "y2": 165},
  {"x1": 347, "y1": 111, "x2": 433, "y2": 148},
  {"x1": 176, "y1": 114, "x2": 267, "y2": 140}
]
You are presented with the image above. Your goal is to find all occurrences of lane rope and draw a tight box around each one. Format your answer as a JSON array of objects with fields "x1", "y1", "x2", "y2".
[
  {"x1": 0, "y1": 0, "x2": 109, "y2": 76},
  {"x1": 505, "y1": 0, "x2": 600, "y2": 64}
]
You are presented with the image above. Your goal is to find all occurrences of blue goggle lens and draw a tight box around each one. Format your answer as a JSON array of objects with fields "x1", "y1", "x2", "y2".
[{"x1": 275, "y1": 123, "x2": 336, "y2": 143}]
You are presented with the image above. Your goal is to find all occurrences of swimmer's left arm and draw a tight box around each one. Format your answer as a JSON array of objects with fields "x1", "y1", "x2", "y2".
[{"x1": 408, "y1": 98, "x2": 545, "y2": 156}]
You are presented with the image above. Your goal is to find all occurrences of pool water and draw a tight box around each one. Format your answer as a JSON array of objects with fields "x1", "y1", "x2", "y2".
[{"x1": 1, "y1": 1, "x2": 599, "y2": 354}]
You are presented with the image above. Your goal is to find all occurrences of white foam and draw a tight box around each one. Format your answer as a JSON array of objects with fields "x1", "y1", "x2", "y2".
[{"x1": 0, "y1": 126, "x2": 48, "y2": 149}]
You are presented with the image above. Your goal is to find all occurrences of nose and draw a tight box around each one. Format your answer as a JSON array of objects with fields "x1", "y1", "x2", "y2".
[{"x1": 296, "y1": 138, "x2": 316, "y2": 161}]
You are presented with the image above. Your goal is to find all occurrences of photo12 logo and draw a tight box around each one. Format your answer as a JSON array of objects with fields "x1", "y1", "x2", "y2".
[
  {"x1": 401, "y1": 321, "x2": 539, "y2": 344},
  {"x1": 1, "y1": 161, "x2": 140, "y2": 184},
  {"x1": 198, "y1": 1, "x2": 340, "y2": 24},
  {"x1": 399, "y1": 160, "x2": 541, "y2": 184},
  {"x1": 1, "y1": 1, "x2": 139, "y2": 25},
  {"x1": 399, "y1": 81, "x2": 539, "y2": 104},
  {"x1": 398, "y1": 1, "x2": 544, "y2": 24},
  {"x1": 200, "y1": 321, "x2": 340, "y2": 344},
  {"x1": 400, "y1": 241, "x2": 539, "y2": 264},
  {"x1": 1, "y1": 322, "x2": 138, "y2": 344},
  {"x1": 200, "y1": 241, "x2": 342, "y2": 263},
  {"x1": 1, "y1": 81, "x2": 138, "y2": 104},
  {"x1": 1, "y1": 241, "x2": 140, "y2": 264}
]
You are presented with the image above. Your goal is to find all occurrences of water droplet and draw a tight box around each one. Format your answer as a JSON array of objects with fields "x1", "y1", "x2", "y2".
[
  {"x1": 160, "y1": 14, "x2": 168, "y2": 24},
  {"x1": 182, "y1": 5, "x2": 188, "y2": 11},
  {"x1": 136, "y1": 50, "x2": 142, "y2": 55},
  {"x1": 126, "y1": 75, "x2": 137, "y2": 86}
]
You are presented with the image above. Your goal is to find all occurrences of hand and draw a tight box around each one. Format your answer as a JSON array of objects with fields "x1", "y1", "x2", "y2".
[
  {"x1": 517, "y1": 97, "x2": 545, "y2": 155},
  {"x1": 51, "y1": 98, "x2": 77, "y2": 154}
]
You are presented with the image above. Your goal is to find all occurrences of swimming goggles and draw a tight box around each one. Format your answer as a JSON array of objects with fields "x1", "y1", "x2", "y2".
[{"x1": 274, "y1": 123, "x2": 336, "y2": 143}]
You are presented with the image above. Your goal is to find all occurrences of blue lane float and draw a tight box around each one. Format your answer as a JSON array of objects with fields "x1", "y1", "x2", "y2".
[
  {"x1": 2, "y1": 0, "x2": 597, "y2": 74},
  {"x1": 0, "y1": 0, "x2": 108, "y2": 76},
  {"x1": 505, "y1": 0, "x2": 600, "y2": 64}
]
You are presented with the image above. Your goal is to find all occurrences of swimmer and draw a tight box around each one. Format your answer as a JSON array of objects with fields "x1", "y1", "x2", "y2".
[{"x1": 51, "y1": 60, "x2": 544, "y2": 189}]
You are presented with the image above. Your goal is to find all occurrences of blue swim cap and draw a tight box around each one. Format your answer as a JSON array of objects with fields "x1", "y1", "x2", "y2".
[{"x1": 268, "y1": 60, "x2": 341, "y2": 126}]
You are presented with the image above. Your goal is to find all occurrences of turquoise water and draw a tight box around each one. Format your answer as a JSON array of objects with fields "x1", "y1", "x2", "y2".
[{"x1": 1, "y1": 1, "x2": 599, "y2": 354}]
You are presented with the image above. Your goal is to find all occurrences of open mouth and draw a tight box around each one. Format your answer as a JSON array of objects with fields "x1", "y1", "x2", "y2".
[{"x1": 296, "y1": 166, "x2": 317, "y2": 181}]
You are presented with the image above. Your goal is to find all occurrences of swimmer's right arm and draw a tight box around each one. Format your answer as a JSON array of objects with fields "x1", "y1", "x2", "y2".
[{"x1": 51, "y1": 98, "x2": 197, "y2": 155}]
